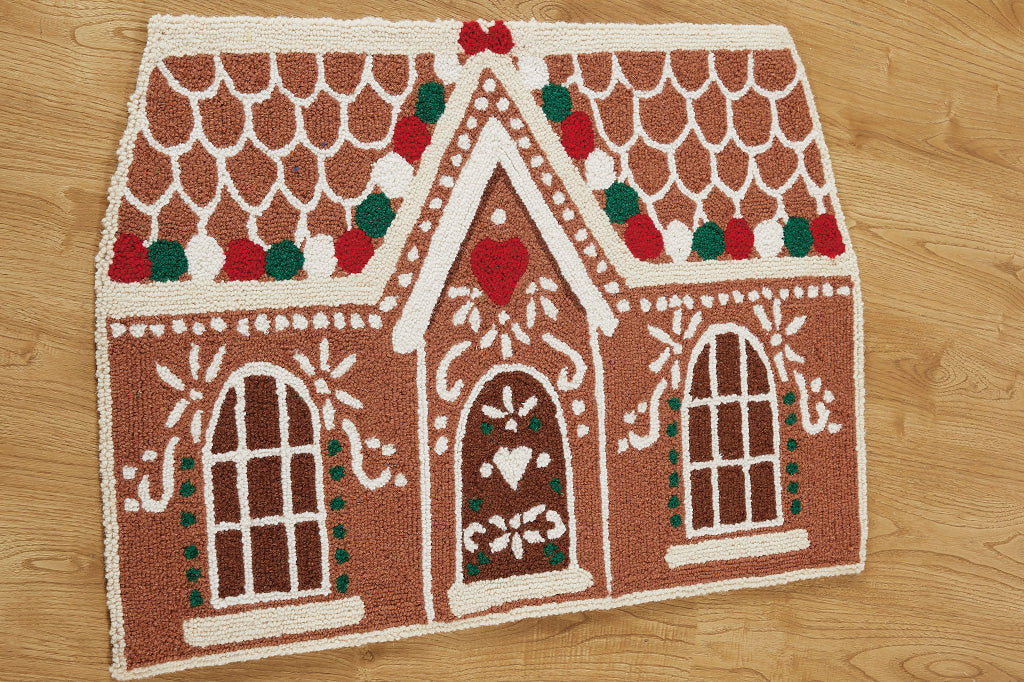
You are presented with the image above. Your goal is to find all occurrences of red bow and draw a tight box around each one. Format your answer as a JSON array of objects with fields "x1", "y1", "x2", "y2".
[{"x1": 458, "y1": 20, "x2": 514, "y2": 55}]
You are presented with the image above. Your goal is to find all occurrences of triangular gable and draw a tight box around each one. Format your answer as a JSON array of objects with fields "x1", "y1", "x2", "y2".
[{"x1": 393, "y1": 116, "x2": 617, "y2": 354}]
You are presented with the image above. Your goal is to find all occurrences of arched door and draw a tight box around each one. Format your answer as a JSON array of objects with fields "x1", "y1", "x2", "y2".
[{"x1": 203, "y1": 362, "x2": 328, "y2": 607}]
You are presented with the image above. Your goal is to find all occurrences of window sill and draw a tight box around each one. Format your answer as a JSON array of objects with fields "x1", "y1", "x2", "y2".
[
  {"x1": 664, "y1": 528, "x2": 809, "y2": 569},
  {"x1": 447, "y1": 566, "x2": 594, "y2": 617},
  {"x1": 183, "y1": 595, "x2": 365, "y2": 647}
]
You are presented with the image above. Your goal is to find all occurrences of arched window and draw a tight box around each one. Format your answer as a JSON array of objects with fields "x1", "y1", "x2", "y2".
[
  {"x1": 203, "y1": 363, "x2": 328, "y2": 607},
  {"x1": 682, "y1": 325, "x2": 782, "y2": 537}
]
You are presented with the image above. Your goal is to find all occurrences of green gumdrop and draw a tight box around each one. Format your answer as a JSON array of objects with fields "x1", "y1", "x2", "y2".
[
  {"x1": 355, "y1": 192, "x2": 396, "y2": 238},
  {"x1": 693, "y1": 222, "x2": 725, "y2": 260},
  {"x1": 416, "y1": 81, "x2": 446, "y2": 124},
  {"x1": 265, "y1": 240, "x2": 304, "y2": 280},
  {"x1": 784, "y1": 216, "x2": 813, "y2": 257},
  {"x1": 147, "y1": 239, "x2": 188, "y2": 281},
  {"x1": 541, "y1": 83, "x2": 572, "y2": 122},
  {"x1": 603, "y1": 182, "x2": 639, "y2": 223}
]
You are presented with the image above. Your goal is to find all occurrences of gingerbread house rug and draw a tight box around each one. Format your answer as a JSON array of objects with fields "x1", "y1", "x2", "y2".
[{"x1": 94, "y1": 16, "x2": 867, "y2": 678}]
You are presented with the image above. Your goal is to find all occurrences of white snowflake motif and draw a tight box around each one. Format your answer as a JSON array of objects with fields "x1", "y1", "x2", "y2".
[
  {"x1": 293, "y1": 338, "x2": 361, "y2": 431},
  {"x1": 646, "y1": 302, "x2": 703, "y2": 391},
  {"x1": 463, "y1": 505, "x2": 566, "y2": 560},
  {"x1": 156, "y1": 343, "x2": 226, "y2": 443},
  {"x1": 448, "y1": 279, "x2": 559, "y2": 359}
]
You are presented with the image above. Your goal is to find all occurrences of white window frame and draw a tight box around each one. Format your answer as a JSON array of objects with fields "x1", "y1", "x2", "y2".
[
  {"x1": 681, "y1": 323, "x2": 783, "y2": 538},
  {"x1": 203, "y1": 362, "x2": 330, "y2": 608}
]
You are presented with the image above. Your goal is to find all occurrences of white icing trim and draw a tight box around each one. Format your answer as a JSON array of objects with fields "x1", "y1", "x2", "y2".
[
  {"x1": 393, "y1": 116, "x2": 616, "y2": 354},
  {"x1": 415, "y1": 345, "x2": 436, "y2": 622},
  {"x1": 183, "y1": 596, "x2": 365, "y2": 647},
  {"x1": 664, "y1": 529, "x2": 809, "y2": 569},
  {"x1": 447, "y1": 567, "x2": 594, "y2": 618}
]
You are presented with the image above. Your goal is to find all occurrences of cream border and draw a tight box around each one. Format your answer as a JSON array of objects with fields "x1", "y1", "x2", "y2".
[
  {"x1": 665, "y1": 529, "x2": 809, "y2": 568},
  {"x1": 95, "y1": 16, "x2": 867, "y2": 679},
  {"x1": 182, "y1": 596, "x2": 365, "y2": 647}
]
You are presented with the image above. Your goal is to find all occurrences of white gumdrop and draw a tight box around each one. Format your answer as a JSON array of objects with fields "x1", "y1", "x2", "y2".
[
  {"x1": 433, "y1": 54, "x2": 462, "y2": 84},
  {"x1": 585, "y1": 150, "x2": 615, "y2": 190},
  {"x1": 753, "y1": 220, "x2": 784, "y2": 258},
  {"x1": 517, "y1": 55, "x2": 550, "y2": 90},
  {"x1": 303, "y1": 233, "x2": 337, "y2": 279},
  {"x1": 663, "y1": 220, "x2": 693, "y2": 263},
  {"x1": 184, "y1": 234, "x2": 224, "y2": 281},
  {"x1": 371, "y1": 152, "x2": 414, "y2": 198}
]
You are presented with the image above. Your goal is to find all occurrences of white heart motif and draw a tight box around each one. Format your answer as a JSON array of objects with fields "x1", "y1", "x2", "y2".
[{"x1": 491, "y1": 446, "x2": 533, "y2": 490}]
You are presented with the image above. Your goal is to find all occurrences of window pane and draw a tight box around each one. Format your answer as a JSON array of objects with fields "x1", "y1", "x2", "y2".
[
  {"x1": 690, "y1": 468, "x2": 714, "y2": 529},
  {"x1": 716, "y1": 402, "x2": 744, "y2": 459},
  {"x1": 211, "y1": 388, "x2": 238, "y2": 453},
  {"x1": 747, "y1": 400, "x2": 775, "y2": 457},
  {"x1": 285, "y1": 386, "x2": 313, "y2": 446},
  {"x1": 290, "y1": 453, "x2": 317, "y2": 514},
  {"x1": 750, "y1": 461, "x2": 778, "y2": 522},
  {"x1": 215, "y1": 530, "x2": 245, "y2": 598},
  {"x1": 247, "y1": 456, "x2": 283, "y2": 518},
  {"x1": 294, "y1": 521, "x2": 322, "y2": 590},
  {"x1": 244, "y1": 375, "x2": 281, "y2": 450},
  {"x1": 717, "y1": 465, "x2": 746, "y2": 525},
  {"x1": 212, "y1": 461, "x2": 240, "y2": 523},
  {"x1": 251, "y1": 524, "x2": 290, "y2": 594},
  {"x1": 689, "y1": 345, "x2": 711, "y2": 398},
  {"x1": 715, "y1": 332, "x2": 742, "y2": 395},
  {"x1": 688, "y1": 405, "x2": 713, "y2": 462},
  {"x1": 745, "y1": 340, "x2": 770, "y2": 395}
]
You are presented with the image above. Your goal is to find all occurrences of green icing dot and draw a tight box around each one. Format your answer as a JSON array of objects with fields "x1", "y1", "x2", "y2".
[
  {"x1": 477, "y1": 551, "x2": 490, "y2": 565},
  {"x1": 783, "y1": 392, "x2": 796, "y2": 405},
  {"x1": 788, "y1": 481, "x2": 799, "y2": 494},
  {"x1": 529, "y1": 416, "x2": 541, "y2": 432},
  {"x1": 186, "y1": 567, "x2": 201, "y2": 582},
  {"x1": 148, "y1": 239, "x2": 188, "y2": 282},
  {"x1": 183, "y1": 545, "x2": 198, "y2": 559},
  {"x1": 668, "y1": 495, "x2": 680, "y2": 509},
  {"x1": 330, "y1": 496, "x2": 346, "y2": 510},
  {"x1": 415, "y1": 81, "x2": 446, "y2": 124},
  {"x1": 481, "y1": 422, "x2": 493, "y2": 435},
  {"x1": 669, "y1": 471, "x2": 679, "y2": 488},
  {"x1": 265, "y1": 239, "x2": 304, "y2": 280},
  {"x1": 784, "y1": 216, "x2": 813, "y2": 257},
  {"x1": 785, "y1": 413, "x2": 797, "y2": 425},
  {"x1": 180, "y1": 512, "x2": 196, "y2": 528},
  {"x1": 790, "y1": 499, "x2": 802, "y2": 514},
  {"x1": 179, "y1": 480, "x2": 195, "y2": 497},
  {"x1": 336, "y1": 574, "x2": 350, "y2": 593},
  {"x1": 335, "y1": 548, "x2": 350, "y2": 564},
  {"x1": 666, "y1": 421, "x2": 678, "y2": 437},
  {"x1": 330, "y1": 465, "x2": 345, "y2": 480},
  {"x1": 787, "y1": 438, "x2": 798, "y2": 451},
  {"x1": 333, "y1": 524, "x2": 347, "y2": 539},
  {"x1": 189, "y1": 589, "x2": 203, "y2": 607},
  {"x1": 549, "y1": 550, "x2": 566, "y2": 566},
  {"x1": 693, "y1": 222, "x2": 725, "y2": 260},
  {"x1": 543, "y1": 542, "x2": 557, "y2": 557},
  {"x1": 550, "y1": 478, "x2": 563, "y2": 495},
  {"x1": 670, "y1": 514, "x2": 682, "y2": 528},
  {"x1": 669, "y1": 449, "x2": 679, "y2": 464},
  {"x1": 468, "y1": 497, "x2": 483, "y2": 511},
  {"x1": 786, "y1": 462, "x2": 799, "y2": 475},
  {"x1": 465, "y1": 563, "x2": 479, "y2": 576},
  {"x1": 180, "y1": 457, "x2": 195, "y2": 470},
  {"x1": 328, "y1": 439, "x2": 342, "y2": 455},
  {"x1": 603, "y1": 182, "x2": 640, "y2": 223},
  {"x1": 668, "y1": 397, "x2": 681, "y2": 411},
  {"x1": 355, "y1": 192, "x2": 395, "y2": 238},
  {"x1": 541, "y1": 83, "x2": 572, "y2": 122}
]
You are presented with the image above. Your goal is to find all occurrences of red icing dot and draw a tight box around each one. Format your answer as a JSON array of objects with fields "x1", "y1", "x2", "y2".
[
  {"x1": 487, "y1": 21, "x2": 514, "y2": 54},
  {"x1": 724, "y1": 218, "x2": 754, "y2": 259},
  {"x1": 560, "y1": 111, "x2": 595, "y2": 160},
  {"x1": 223, "y1": 239, "x2": 265, "y2": 280},
  {"x1": 458, "y1": 21, "x2": 489, "y2": 55},
  {"x1": 393, "y1": 116, "x2": 432, "y2": 163},
  {"x1": 624, "y1": 214, "x2": 664, "y2": 261},
  {"x1": 335, "y1": 228, "x2": 374, "y2": 274},
  {"x1": 108, "y1": 233, "x2": 151, "y2": 282},
  {"x1": 810, "y1": 213, "x2": 845, "y2": 258}
]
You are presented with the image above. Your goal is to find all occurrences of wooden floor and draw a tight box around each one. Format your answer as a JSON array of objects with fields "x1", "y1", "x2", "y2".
[{"x1": 1, "y1": 1, "x2": 1022, "y2": 679}]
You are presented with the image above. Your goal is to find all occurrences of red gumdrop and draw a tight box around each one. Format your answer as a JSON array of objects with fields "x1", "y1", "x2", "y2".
[
  {"x1": 458, "y1": 21, "x2": 489, "y2": 55},
  {"x1": 487, "y1": 21, "x2": 514, "y2": 54},
  {"x1": 810, "y1": 213, "x2": 846, "y2": 258},
  {"x1": 393, "y1": 116, "x2": 432, "y2": 163},
  {"x1": 223, "y1": 238, "x2": 265, "y2": 280},
  {"x1": 335, "y1": 228, "x2": 374, "y2": 274},
  {"x1": 560, "y1": 111, "x2": 595, "y2": 159},
  {"x1": 724, "y1": 218, "x2": 755, "y2": 259},
  {"x1": 624, "y1": 214, "x2": 664, "y2": 261},
  {"x1": 108, "y1": 233, "x2": 152, "y2": 282}
]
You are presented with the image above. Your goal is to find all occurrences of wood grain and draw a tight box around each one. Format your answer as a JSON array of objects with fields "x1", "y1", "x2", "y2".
[{"x1": 1, "y1": 1, "x2": 1022, "y2": 679}]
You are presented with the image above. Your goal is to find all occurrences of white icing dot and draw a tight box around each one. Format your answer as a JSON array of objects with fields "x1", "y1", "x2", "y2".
[
  {"x1": 536, "y1": 451, "x2": 551, "y2": 468},
  {"x1": 552, "y1": 191, "x2": 565, "y2": 205},
  {"x1": 303, "y1": 234, "x2": 337, "y2": 279},
  {"x1": 510, "y1": 118, "x2": 524, "y2": 130},
  {"x1": 394, "y1": 473, "x2": 407, "y2": 487},
  {"x1": 491, "y1": 208, "x2": 507, "y2": 224},
  {"x1": 518, "y1": 136, "x2": 530, "y2": 149},
  {"x1": 480, "y1": 462, "x2": 493, "y2": 477},
  {"x1": 483, "y1": 78, "x2": 496, "y2": 92},
  {"x1": 371, "y1": 152, "x2": 414, "y2": 198},
  {"x1": 585, "y1": 149, "x2": 615, "y2": 190},
  {"x1": 562, "y1": 209, "x2": 575, "y2": 221},
  {"x1": 458, "y1": 134, "x2": 471, "y2": 150},
  {"x1": 497, "y1": 97, "x2": 509, "y2": 111},
  {"x1": 754, "y1": 220, "x2": 784, "y2": 258},
  {"x1": 474, "y1": 96, "x2": 488, "y2": 110},
  {"x1": 429, "y1": 197, "x2": 443, "y2": 210},
  {"x1": 664, "y1": 220, "x2": 693, "y2": 263},
  {"x1": 184, "y1": 234, "x2": 224, "y2": 282},
  {"x1": 466, "y1": 116, "x2": 478, "y2": 129}
]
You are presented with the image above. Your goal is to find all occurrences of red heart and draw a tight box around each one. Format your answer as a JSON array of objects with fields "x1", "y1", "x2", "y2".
[{"x1": 471, "y1": 237, "x2": 529, "y2": 306}]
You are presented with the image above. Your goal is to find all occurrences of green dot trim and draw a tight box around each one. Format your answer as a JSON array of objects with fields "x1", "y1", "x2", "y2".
[
  {"x1": 670, "y1": 514, "x2": 682, "y2": 528},
  {"x1": 480, "y1": 422, "x2": 493, "y2": 435},
  {"x1": 666, "y1": 421, "x2": 678, "y2": 437},
  {"x1": 549, "y1": 478, "x2": 563, "y2": 495},
  {"x1": 265, "y1": 239, "x2": 304, "y2": 281},
  {"x1": 693, "y1": 222, "x2": 725, "y2": 260},
  {"x1": 785, "y1": 413, "x2": 797, "y2": 425},
  {"x1": 669, "y1": 471, "x2": 679, "y2": 488},
  {"x1": 354, "y1": 192, "x2": 395, "y2": 238},
  {"x1": 669, "y1": 449, "x2": 679, "y2": 464},
  {"x1": 415, "y1": 81, "x2": 446, "y2": 124},
  {"x1": 477, "y1": 551, "x2": 490, "y2": 565},
  {"x1": 330, "y1": 465, "x2": 345, "y2": 480},
  {"x1": 180, "y1": 512, "x2": 196, "y2": 528},
  {"x1": 333, "y1": 524, "x2": 347, "y2": 540},
  {"x1": 668, "y1": 495, "x2": 680, "y2": 509},
  {"x1": 787, "y1": 481, "x2": 799, "y2": 494},
  {"x1": 336, "y1": 574, "x2": 350, "y2": 593},
  {"x1": 541, "y1": 83, "x2": 572, "y2": 122},
  {"x1": 179, "y1": 480, "x2": 196, "y2": 497},
  {"x1": 787, "y1": 438, "x2": 798, "y2": 451},
  {"x1": 148, "y1": 239, "x2": 188, "y2": 282},
  {"x1": 603, "y1": 182, "x2": 640, "y2": 223},
  {"x1": 786, "y1": 462, "x2": 799, "y2": 475},
  {"x1": 335, "y1": 548, "x2": 350, "y2": 564},
  {"x1": 186, "y1": 567, "x2": 201, "y2": 582},
  {"x1": 183, "y1": 545, "x2": 198, "y2": 559},
  {"x1": 330, "y1": 496, "x2": 345, "y2": 510},
  {"x1": 667, "y1": 397, "x2": 681, "y2": 411},
  {"x1": 528, "y1": 416, "x2": 541, "y2": 432},
  {"x1": 180, "y1": 457, "x2": 195, "y2": 470},
  {"x1": 783, "y1": 391, "x2": 796, "y2": 405},
  {"x1": 328, "y1": 439, "x2": 341, "y2": 455},
  {"x1": 790, "y1": 499, "x2": 802, "y2": 514},
  {"x1": 189, "y1": 589, "x2": 203, "y2": 607},
  {"x1": 465, "y1": 562, "x2": 480, "y2": 576}
]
